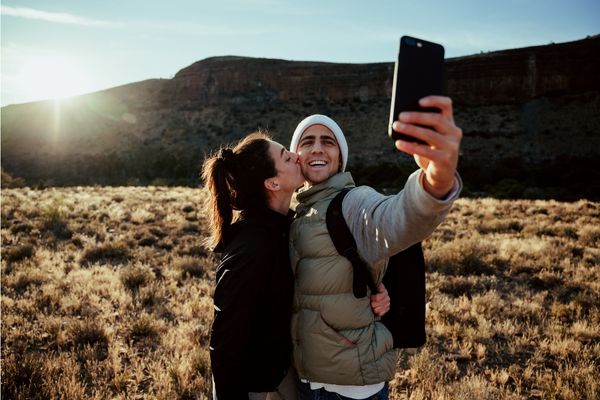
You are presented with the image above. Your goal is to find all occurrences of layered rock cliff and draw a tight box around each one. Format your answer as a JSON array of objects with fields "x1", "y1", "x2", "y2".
[{"x1": 2, "y1": 36, "x2": 599, "y2": 198}]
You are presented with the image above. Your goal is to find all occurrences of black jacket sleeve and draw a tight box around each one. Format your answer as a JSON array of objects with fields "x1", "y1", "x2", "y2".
[{"x1": 210, "y1": 234, "x2": 275, "y2": 400}]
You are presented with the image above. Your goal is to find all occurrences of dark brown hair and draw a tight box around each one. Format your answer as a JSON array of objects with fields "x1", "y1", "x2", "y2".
[{"x1": 201, "y1": 131, "x2": 276, "y2": 248}]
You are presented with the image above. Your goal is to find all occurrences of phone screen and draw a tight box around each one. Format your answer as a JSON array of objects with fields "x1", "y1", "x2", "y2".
[{"x1": 388, "y1": 36, "x2": 445, "y2": 143}]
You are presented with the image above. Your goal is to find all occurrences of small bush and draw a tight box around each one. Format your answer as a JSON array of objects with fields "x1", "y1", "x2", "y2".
[
  {"x1": 128, "y1": 314, "x2": 160, "y2": 343},
  {"x1": 149, "y1": 227, "x2": 168, "y2": 238},
  {"x1": 182, "y1": 223, "x2": 200, "y2": 233},
  {"x1": 80, "y1": 242, "x2": 130, "y2": 266},
  {"x1": 579, "y1": 225, "x2": 600, "y2": 247},
  {"x1": 446, "y1": 375, "x2": 506, "y2": 400},
  {"x1": 5, "y1": 243, "x2": 35, "y2": 263},
  {"x1": 174, "y1": 256, "x2": 207, "y2": 280},
  {"x1": 138, "y1": 235, "x2": 158, "y2": 246},
  {"x1": 572, "y1": 288, "x2": 600, "y2": 312},
  {"x1": 1, "y1": 352, "x2": 45, "y2": 399},
  {"x1": 182, "y1": 204, "x2": 195, "y2": 213},
  {"x1": 10, "y1": 222, "x2": 34, "y2": 234},
  {"x1": 533, "y1": 224, "x2": 578, "y2": 239},
  {"x1": 72, "y1": 324, "x2": 108, "y2": 347},
  {"x1": 157, "y1": 240, "x2": 174, "y2": 251},
  {"x1": 138, "y1": 283, "x2": 165, "y2": 309},
  {"x1": 477, "y1": 220, "x2": 523, "y2": 234},
  {"x1": 438, "y1": 276, "x2": 489, "y2": 297},
  {"x1": 191, "y1": 348, "x2": 211, "y2": 377},
  {"x1": 121, "y1": 265, "x2": 154, "y2": 292},
  {"x1": 42, "y1": 206, "x2": 72, "y2": 239},
  {"x1": 428, "y1": 236, "x2": 496, "y2": 275},
  {"x1": 69, "y1": 320, "x2": 109, "y2": 349},
  {"x1": 528, "y1": 273, "x2": 563, "y2": 291},
  {"x1": 179, "y1": 245, "x2": 209, "y2": 257},
  {"x1": 552, "y1": 303, "x2": 576, "y2": 323},
  {"x1": 6, "y1": 270, "x2": 46, "y2": 294},
  {"x1": 406, "y1": 348, "x2": 447, "y2": 392}
]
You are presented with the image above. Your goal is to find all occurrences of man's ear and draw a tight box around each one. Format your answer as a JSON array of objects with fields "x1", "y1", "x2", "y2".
[{"x1": 264, "y1": 178, "x2": 280, "y2": 192}]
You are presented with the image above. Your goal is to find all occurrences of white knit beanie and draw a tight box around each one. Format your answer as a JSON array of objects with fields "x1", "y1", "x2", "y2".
[{"x1": 289, "y1": 114, "x2": 348, "y2": 172}]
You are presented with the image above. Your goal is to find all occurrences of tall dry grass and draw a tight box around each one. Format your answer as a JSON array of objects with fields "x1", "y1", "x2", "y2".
[{"x1": 2, "y1": 188, "x2": 598, "y2": 399}]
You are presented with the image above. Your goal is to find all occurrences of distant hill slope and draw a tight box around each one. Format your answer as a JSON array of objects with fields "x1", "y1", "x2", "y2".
[{"x1": 2, "y1": 36, "x2": 599, "y2": 199}]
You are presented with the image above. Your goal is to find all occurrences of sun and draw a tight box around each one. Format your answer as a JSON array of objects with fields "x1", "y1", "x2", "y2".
[{"x1": 15, "y1": 54, "x2": 96, "y2": 101}]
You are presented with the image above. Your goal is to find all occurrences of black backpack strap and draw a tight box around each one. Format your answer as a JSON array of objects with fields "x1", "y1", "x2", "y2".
[{"x1": 326, "y1": 188, "x2": 378, "y2": 298}]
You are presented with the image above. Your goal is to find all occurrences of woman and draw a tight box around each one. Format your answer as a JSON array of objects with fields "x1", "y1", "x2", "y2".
[{"x1": 203, "y1": 131, "x2": 304, "y2": 400}]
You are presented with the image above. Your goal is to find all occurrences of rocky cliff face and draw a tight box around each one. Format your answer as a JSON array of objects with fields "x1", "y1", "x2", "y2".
[
  {"x1": 2, "y1": 36, "x2": 599, "y2": 198},
  {"x1": 166, "y1": 57, "x2": 392, "y2": 105},
  {"x1": 447, "y1": 36, "x2": 600, "y2": 104},
  {"x1": 166, "y1": 36, "x2": 600, "y2": 106}
]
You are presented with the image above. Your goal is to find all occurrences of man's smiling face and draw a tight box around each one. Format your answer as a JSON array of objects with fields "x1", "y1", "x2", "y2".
[{"x1": 296, "y1": 124, "x2": 341, "y2": 185}]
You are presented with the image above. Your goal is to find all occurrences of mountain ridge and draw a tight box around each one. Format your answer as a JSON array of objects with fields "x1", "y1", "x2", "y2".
[{"x1": 2, "y1": 36, "x2": 599, "y2": 199}]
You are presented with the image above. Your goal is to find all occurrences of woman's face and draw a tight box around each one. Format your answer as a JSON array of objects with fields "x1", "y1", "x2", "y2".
[{"x1": 267, "y1": 140, "x2": 305, "y2": 193}]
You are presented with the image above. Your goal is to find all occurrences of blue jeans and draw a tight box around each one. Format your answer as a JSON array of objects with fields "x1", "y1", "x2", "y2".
[{"x1": 298, "y1": 382, "x2": 389, "y2": 400}]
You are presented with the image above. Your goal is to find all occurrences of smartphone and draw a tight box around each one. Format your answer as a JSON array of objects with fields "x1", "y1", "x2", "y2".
[{"x1": 388, "y1": 36, "x2": 445, "y2": 144}]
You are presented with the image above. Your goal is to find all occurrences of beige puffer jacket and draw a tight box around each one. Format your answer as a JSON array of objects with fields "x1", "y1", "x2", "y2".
[{"x1": 289, "y1": 173, "x2": 395, "y2": 385}]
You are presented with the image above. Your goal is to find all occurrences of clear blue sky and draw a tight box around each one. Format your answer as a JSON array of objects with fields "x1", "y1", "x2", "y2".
[{"x1": 2, "y1": 0, "x2": 599, "y2": 106}]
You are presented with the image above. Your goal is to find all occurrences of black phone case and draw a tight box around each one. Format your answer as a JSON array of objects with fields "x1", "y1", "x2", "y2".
[{"x1": 388, "y1": 36, "x2": 445, "y2": 144}]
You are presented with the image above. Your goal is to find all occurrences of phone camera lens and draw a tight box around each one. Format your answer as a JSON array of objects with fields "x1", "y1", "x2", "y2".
[{"x1": 404, "y1": 37, "x2": 416, "y2": 46}]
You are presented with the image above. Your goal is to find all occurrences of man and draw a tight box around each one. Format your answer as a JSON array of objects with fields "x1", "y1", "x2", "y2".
[{"x1": 288, "y1": 96, "x2": 463, "y2": 399}]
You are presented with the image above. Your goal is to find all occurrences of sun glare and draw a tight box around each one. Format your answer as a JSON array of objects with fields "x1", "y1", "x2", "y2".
[{"x1": 15, "y1": 54, "x2": 96, "y2": 101}]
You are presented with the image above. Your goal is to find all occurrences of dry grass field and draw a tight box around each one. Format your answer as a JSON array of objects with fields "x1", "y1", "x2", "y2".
[{"x1": 1, "y1": 187, "x2": 599, "y2": 399}]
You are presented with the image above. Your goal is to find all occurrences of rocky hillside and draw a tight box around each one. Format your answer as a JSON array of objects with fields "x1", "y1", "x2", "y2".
[{"x1": 2, "y1": 36, "x2": 599, "y2": 199}]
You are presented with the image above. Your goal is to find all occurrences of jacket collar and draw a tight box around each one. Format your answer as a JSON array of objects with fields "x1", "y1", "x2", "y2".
[
  {"x1": 214, "y1": 207, "x2": 293, "y2": 253},
  {"x1": 241, "y1": 206, "x2": 293, "y2": 231},
  {"x1": 295, "y1": 172, "x2": 355, "y2": 215}
]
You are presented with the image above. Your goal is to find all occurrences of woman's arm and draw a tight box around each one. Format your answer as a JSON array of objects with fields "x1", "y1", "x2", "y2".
[{"x1": 210, "y1": 238, "x2": 273, "y2": 399}]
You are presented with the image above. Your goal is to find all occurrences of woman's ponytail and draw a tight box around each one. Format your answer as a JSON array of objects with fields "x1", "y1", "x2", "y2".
[
  {"x1": 202, "y1": 150, "x2": 234, "y2": 248},
  {"x1": 201, "y1": 131, "x2": 276, "y2": 248}
]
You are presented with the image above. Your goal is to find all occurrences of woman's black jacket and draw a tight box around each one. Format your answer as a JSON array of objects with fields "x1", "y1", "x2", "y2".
[{"x1": 209, "y1": 207, "x2": 294, "y2": 399}]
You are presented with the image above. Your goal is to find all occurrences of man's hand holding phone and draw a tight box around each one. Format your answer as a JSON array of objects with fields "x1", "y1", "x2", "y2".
[{"x1": 393, "y1": 95, "x2": 462, "y2": 199}]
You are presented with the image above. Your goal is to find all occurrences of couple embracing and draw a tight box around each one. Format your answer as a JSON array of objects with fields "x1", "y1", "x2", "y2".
[{"x1": 204, "y1": 96, "x2": 462, "y2": 400}]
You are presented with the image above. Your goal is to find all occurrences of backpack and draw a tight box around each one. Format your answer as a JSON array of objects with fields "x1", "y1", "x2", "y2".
[{"x1": 325, "y1": 188, "x2": 426, "y2": 349}]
